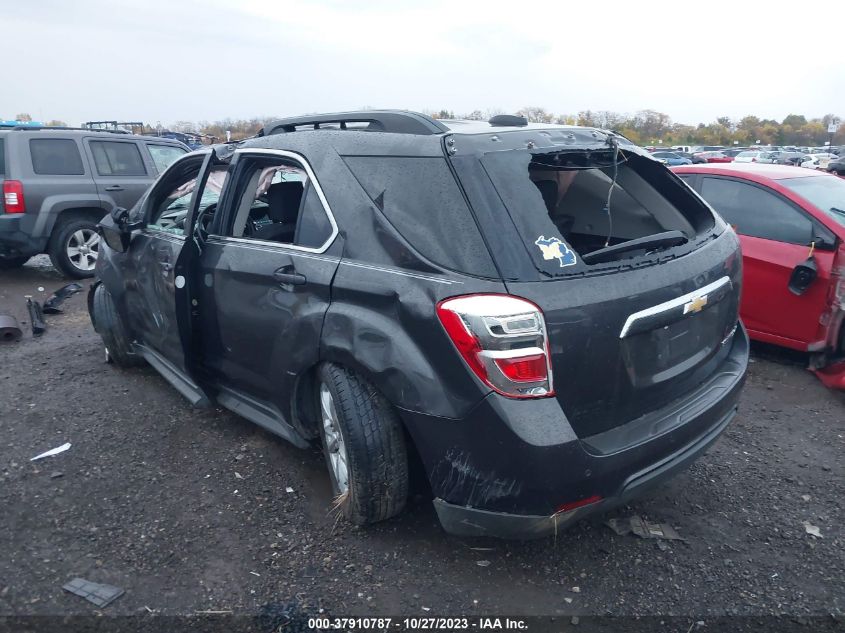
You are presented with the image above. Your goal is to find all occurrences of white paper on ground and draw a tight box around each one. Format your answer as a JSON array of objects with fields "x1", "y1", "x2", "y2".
[{"x1": 30, "y1": 442, "x2": 71, "y2": 461}]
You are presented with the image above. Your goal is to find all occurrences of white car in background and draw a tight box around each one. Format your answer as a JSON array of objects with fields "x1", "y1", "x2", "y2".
[
  {"x1": 734, "y1": 150, "x2": 768, "y2": 163},
  {"x1": 801, "y1": 153, "x2": 836, "y2": 169}
]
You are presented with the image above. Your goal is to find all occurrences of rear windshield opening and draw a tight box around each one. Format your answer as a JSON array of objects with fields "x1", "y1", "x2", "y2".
[{"x1": 527, "y1": 151, "x2": 701, "y2": 263}]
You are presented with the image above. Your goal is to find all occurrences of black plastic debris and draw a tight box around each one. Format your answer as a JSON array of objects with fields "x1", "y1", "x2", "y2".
[
  {"x1": 62, "y1": 577, "x2": 124, "y2": 608},
  {"x1": 25, "y1": 296, "x2": 46, "y2": 336},
  {"x1": 0, "y1": 314, "x2": 22, "y2": 342},
  {"x1": 43, "y1": 282, "x2": 84, "y2": 314}
]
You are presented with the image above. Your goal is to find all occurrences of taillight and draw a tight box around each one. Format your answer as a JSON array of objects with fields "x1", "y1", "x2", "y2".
[
  {"x1": 436, "y1": 294, "x2": 554, "y2": 399},
  {"x1": 2, "y1": 180, "x2": 25, "y2": 214}
]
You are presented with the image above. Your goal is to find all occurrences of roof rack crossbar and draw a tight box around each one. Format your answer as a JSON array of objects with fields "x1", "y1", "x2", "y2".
[{"x1": 260, "y1": 110, "x2": 449, "y2": 137}]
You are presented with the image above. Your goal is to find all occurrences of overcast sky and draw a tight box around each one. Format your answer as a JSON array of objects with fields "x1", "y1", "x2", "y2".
[{"x1": 2, "y1": 0, "x2": 843, "y2": 126}]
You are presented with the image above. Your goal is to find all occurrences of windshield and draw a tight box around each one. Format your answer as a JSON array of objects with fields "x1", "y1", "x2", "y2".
[{"x1": 779, "y1": 176, "x2": 845, "y2": 228}]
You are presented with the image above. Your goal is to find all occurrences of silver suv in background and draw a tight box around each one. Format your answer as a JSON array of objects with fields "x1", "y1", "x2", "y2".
[{"x1": 0, "y1": 127, "x2": 189, "y2": 277}]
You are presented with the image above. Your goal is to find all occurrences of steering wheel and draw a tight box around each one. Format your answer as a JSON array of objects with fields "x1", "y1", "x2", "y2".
[{"x1": 195, "y1": 203, "x2": 217, "y2": 241}]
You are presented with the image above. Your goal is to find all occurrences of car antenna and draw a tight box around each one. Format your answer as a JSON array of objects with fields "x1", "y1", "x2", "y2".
[{"x1": 603, "y1": 133, "x2": 621, "y2": 248}]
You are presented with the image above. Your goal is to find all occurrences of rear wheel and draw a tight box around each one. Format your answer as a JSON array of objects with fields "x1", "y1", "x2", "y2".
[
  {"x1": 316, "y1": 363, "x2": 408, "y2": 525},
  {"x1": 0, "y1": 256, "x2": 29, "y2": 269},
  {"x1": 92, "y1": 284, "x2": 144, "y2": 368},
  {"x1": 48, "y1": 217, "x2": 101, "y2": 279}
]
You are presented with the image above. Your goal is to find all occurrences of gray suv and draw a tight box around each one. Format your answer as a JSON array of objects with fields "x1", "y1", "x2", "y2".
[{"x1": 0, "y1": 127, "x2": 189, "y2": 277}]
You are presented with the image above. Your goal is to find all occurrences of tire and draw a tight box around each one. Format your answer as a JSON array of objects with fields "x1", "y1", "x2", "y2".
[
  {"x1": 48, "y1": 217, "x2": 101, "y2": 279},
  {"x1": 92, "y1": 283, "x2": 144, "y2": 368},
  {"x1": 316, "y1": 363, "x2": 409, "y2": 525},
  {"x1": 0, "y1": 256, "x2": 29, "y2": 269}
]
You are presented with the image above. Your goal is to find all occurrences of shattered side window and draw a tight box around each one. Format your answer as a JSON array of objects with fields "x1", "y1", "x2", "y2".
[
  {"x1": 148, "y1": 167, "x2": 228, "y2": 236},
  {"x1": 342, "y1": 156, "x2": 497, "y2": 277}
]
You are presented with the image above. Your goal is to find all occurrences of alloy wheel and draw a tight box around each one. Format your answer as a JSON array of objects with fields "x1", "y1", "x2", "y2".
[
  {"x1": 320, "y1": 383, "x2": 349, "y2": 493},
  {"x1": 66, "y1": 228, "x2": 99, "y2": 271}
]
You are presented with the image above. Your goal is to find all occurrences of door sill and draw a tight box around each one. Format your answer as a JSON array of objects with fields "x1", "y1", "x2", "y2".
[
  {"x1": 134, "y1": 344, "x2": 212, "y2": 407},
  {"x1": 216, "y1": 386, "x2": 309, "y2": 449}
]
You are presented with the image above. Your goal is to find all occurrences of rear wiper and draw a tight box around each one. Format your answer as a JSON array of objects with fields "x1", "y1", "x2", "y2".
[{"x1": 581, "y1": 230, "x2": 688, "y2": 265}]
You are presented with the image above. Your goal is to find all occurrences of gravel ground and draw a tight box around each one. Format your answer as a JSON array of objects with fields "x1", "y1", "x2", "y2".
[{"x1": 1, "y1": 259, "x2": 844, "y2": 623}]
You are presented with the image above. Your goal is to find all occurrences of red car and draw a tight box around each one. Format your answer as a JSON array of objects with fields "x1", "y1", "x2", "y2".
[
  {"x1": 695, "y1": 151, "x2": 734, "y2": 164},
  {"x1": 672, "y1": 163, "x2": 845, "y2": 388}
]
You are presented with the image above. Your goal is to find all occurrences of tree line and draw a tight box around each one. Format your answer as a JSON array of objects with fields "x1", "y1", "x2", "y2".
[{"x1": 9, "y1": 109, "x2": 844, "y2": 147}]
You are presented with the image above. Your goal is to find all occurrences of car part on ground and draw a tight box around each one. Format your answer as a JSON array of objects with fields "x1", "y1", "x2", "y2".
[
  {"x1": 42, "y1": 282, "x2": 84, "y2": 314},
  {"x1": 62, "y1": 578, "x2": 124, "y2": 608},
  {"x1": 25, "y1": 296, "x2": 45, "y2": 336},
  {"x1": 0, "y1": 313, "x2": 22, "y2": 342},
  {"x1": 91, "y1": 110, "x2": 748, "y2": 538}
]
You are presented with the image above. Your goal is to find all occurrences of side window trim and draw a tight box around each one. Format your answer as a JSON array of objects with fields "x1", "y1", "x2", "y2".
[
  {"x1": 215, "y1": 148, "x2": 339, "y2": 254},
  {"x1": 700, "y1": 175, "x2": 818, "y2": 245}
]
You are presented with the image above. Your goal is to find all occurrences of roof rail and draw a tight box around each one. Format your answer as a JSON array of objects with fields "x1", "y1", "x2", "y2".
[
  {"x1": 260, "y1": 110, "x2": 450, "y2": 136},
  {"x1": 0, "y1": 124, "x2": 131, "y2": 134}
]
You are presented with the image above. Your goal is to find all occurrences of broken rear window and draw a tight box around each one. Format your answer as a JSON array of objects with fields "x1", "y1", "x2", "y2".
[{"x1": 473, "y1": 148, "x2": 715, "y2": 276}]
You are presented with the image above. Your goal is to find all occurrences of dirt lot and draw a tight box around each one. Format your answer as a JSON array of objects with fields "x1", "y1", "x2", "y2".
[{"x1": 1, "y1": 259, "x2": 844, "y2": 624}]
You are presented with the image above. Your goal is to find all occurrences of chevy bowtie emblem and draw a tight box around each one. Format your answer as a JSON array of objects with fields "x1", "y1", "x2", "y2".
[{"x1": 683, "y1": 294, "x2": 708, "y2": 314}]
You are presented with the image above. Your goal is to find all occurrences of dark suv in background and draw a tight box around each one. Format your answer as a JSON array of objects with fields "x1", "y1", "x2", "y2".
[
  {"x1": 91, "y1": 110, "x2": 748, "y2": 539},
  {"x1": 0, "y1": 126, "x2": 188, "y2": 277}
]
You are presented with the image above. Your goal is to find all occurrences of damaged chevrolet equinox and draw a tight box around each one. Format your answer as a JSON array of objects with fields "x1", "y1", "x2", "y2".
[{"x1": 89, "y1": 111, "x2": 748, "y2": 539}]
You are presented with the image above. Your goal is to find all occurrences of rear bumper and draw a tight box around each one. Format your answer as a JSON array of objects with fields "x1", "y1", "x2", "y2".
[
  {"x1": 0, "y1": 214, "x2": 45, "y2": 258},
  {"x1": 402, "y1": 324, "x2": 749, "y2": 539}
]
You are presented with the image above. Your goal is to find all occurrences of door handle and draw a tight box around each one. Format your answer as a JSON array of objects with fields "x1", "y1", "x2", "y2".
[
  {"x1": 104, "y1": 185, "x2": 124, "y2": 192},
  {"x1": 273, "y1": 266, "x2": 306, "y2": 286}
]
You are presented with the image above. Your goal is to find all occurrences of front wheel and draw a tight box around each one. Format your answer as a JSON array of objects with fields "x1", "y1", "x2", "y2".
[
  {"x1": 316, "y1": 363, "x2": 409, "y2": 525},
  {"x1": 91, "y1": 284, "x2": 144, "y2": 368},
  {"x1": 48, "y1": 218, "x2": 101, "y2": 279}
]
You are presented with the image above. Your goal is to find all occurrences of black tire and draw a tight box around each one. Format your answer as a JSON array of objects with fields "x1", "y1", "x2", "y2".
[
  {"x1": 92, "y1": 283, "x2": 144, "y2": 368},
  {"x1": 48, "y1": 217, "x2": 101, "y2": 279},
  {"x1": 0, "y1": 256, "x2": 29, "y2": 269},
  {"x1": 316, "y1": 363, "x2": 408, "y2": 525}
]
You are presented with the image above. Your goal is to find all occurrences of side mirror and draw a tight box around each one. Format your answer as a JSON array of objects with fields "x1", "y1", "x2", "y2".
[
  {"x1": 98, "y1": 207, "x2": 143, "y2": 254},
  {"x1": 788, "y1": 255, "x2": 818, "y2": 295}
]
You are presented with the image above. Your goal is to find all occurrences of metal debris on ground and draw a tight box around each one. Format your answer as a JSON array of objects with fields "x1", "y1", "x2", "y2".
[
  {"x1": 42, "y1": 283, "x2": 84, "y2": 314},
  {"x1": 0, "y1": 314, "x2": 23, "y2": 342},
  {"x1": 605, "y1": 516, "x2": 685, "y2": 541},
  {"x1": 25, "y1": 296, "x2": 46, "y2": 336},
  {"x1": 803, "y1": 522, "x2": 822, "y2": 538},
  {"x1": 30, "y1": 442, "x2": 72, "y2": 461},
  {"x1": 62, "y1": 578, "x2": 124, "y2": 608},
  {"x1": 476, "y1": 560, "x2": 491, "y2": 567}
]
